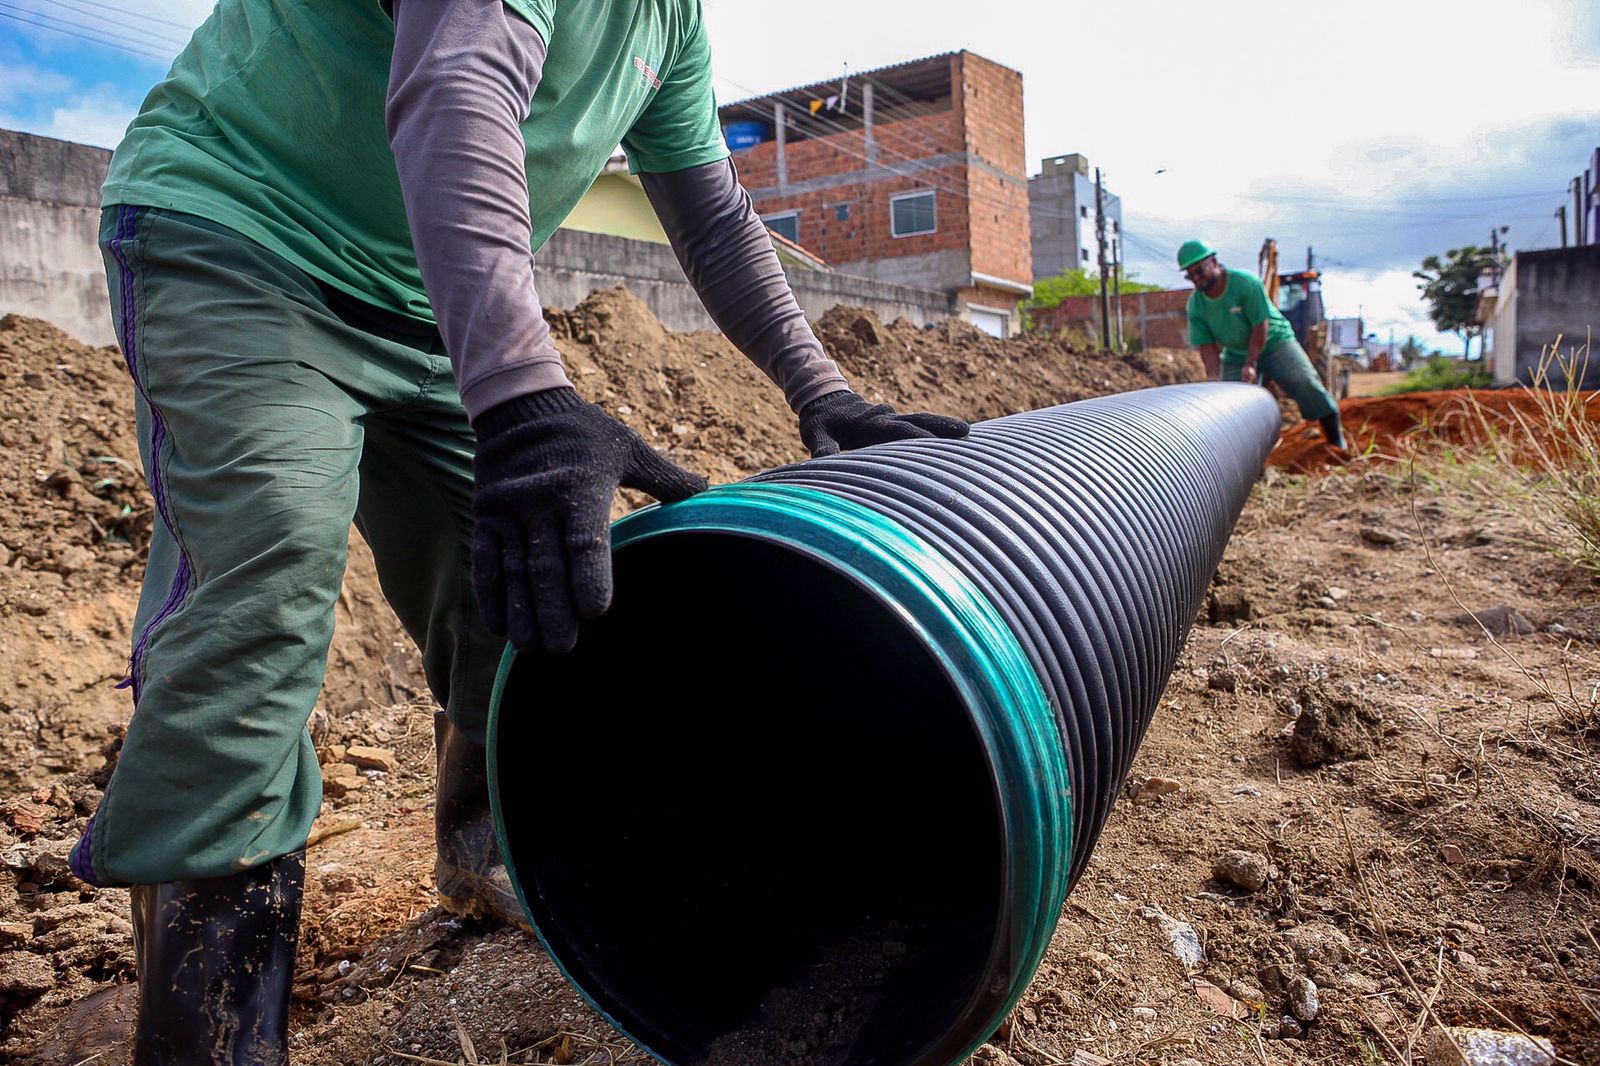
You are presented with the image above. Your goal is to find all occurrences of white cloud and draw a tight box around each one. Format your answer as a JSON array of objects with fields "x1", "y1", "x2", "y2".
[
  {"x1": 0, "y1": 60, "x2": 73, "y2": 105},
  {"x1": 40, "y1": 92, "x2": 138, "y2": 148},
  {"x1": 0, "y1": 86, "x2": 139, "y2": 149}
]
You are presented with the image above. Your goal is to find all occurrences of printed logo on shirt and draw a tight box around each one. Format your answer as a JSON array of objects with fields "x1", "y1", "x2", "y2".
[
  {"x1": 1229, "y1": 306, "x2": 1243, "y2": 314},
  {"x1": 633, "y1": 56, "x2": 663, "y2": 90}
]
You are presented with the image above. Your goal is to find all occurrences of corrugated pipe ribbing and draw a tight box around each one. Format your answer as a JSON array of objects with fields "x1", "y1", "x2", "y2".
[{"x1": 489, "y1": 382, "x2": 1283, "y2": 1066}]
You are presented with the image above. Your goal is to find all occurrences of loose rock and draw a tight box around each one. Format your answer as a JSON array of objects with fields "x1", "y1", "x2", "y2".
[
  {"x1": 1287, "y1": 975, "x2": 1319, "y2": 1021},
  {"x1": 1289, "y1": 682, "x2": 1387, "y2": 766},
  {"x1": 343, "y1": 745, "x2": 397, "y2": 774},
  {"x1": 1138, "y1": 905, "x2": 1203, "y2": 970},
  {"x1": 1281, "y1": 923, "x2": 1351, "y2": 979},
  {"x1": 1208, "y1": 586, "x2": 1254, "y2": 625},
  {"x1": 1127, "y1": 776, "x2": 1182, "y2": 803},
  {"x1": 0, "y1": 951, "x2": 55, "y2": 997},
  {"x1": 1213, "y1": 849, "x2": 1271, "y2": 891},
  {"x1": 1456, "y1": 605, "x2": 1535, "y2": 637},
  {"x1": 1425, "y1": 1027, "x2": 1556, "y2": 1065}
]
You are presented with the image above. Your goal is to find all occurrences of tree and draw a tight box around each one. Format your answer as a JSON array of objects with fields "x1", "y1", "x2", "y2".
[
  {"x1": 1414, "y1": 246, "x2": 1493, "y2": 360},
  {"x1": 1398, "y1": 335, "x2": 1426, "y2": 369},
  {"x1": 1030, "y1": 267, "x2": 1161, "y2": 311}
]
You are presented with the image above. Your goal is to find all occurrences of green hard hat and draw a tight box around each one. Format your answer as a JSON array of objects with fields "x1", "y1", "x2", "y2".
[{"x1": 1176, "y1": 239, "x2": 1216, "y2": 270}]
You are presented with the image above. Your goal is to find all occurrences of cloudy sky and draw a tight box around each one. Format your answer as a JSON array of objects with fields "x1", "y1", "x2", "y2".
[{"x1": 3, "y1": 0, "x2": 1597, "y2": 353}]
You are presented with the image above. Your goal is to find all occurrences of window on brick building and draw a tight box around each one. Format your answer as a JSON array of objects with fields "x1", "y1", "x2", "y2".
[
  {"x1": 1081, "y1": 248, "x2": 1090, "y2": 263},
  {"x1": 763, "y1": 212, "x2": 799, "y2": 243},
  {"x1": 1079, "y1": 206, "x2": 1088, "y2": 219},
  {"x1": 890, "y1": 191, "x2": 936, "y2": 237}
]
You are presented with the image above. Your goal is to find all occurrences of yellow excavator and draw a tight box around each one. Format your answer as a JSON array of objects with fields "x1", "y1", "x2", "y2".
[{"x1": 1258, "y1": 239, "x2": 1353, "y2": 399}]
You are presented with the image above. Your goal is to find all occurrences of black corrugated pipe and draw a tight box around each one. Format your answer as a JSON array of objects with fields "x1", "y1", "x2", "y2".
[{"x1": 489, "y1": 382, "x2": 1283, "y2": 1066}]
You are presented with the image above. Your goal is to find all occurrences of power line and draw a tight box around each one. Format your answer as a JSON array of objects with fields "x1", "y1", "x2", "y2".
[
  {"x1": 27, "y1": 0, "x2": 188, "y2": 50},
  {"x1": 0, "y1": 5, "x2": 173, "y2": 61},
  {"x1": 41, "y1": 0, "x2": 193, "y2": 31}
]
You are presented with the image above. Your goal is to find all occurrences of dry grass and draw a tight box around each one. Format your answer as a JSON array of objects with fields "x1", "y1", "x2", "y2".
[
  {"x1": 1402, "y1": 334, "x2": 1600, "y2": 737},
  {"x1": 1460, "y1": 335, "x2": 1600, "y2": 579}
]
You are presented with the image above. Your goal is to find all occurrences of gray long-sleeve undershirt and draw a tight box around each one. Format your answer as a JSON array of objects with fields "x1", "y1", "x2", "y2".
[{"x1": 386, "y1": 0, "x2": 847, "y2": 423}]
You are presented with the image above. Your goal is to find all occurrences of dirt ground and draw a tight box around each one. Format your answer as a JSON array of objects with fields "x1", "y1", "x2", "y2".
[
  {"x1": 2, "y1": 293, "x2": 1597, "y2": 1066},
  {"x1": 1347, "y1": 373, "x2": 1407, "y2": 399}
]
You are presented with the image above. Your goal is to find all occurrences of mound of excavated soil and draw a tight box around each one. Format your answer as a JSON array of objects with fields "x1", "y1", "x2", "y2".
[
  {"x1": 1270, "y1": 387, "x2": 1600, "y2": 474},
  {"x1": 0, "y1": 315, "x2": 424, "y2": 797}
]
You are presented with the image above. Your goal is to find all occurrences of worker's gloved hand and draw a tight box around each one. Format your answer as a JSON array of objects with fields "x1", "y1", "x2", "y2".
[
  {"x1": 797, "y1": 389, "x2": 970, "y2": 458},
  {"x1": 471, "y1": 387, "x2": 708, "y2": 653}
]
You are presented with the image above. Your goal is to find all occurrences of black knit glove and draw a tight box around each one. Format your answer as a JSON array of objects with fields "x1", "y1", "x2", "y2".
[
  {"x1": 472, "y1": 387, "x2": 708, "y2": 653},
  {"x1": 797, "y1": 389, "x2": 970, "y2": 458}
]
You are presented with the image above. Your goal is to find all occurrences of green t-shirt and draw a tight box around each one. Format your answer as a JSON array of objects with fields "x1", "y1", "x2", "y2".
[
  {"x1": 102, "y1": 0, "x2": 728, "y2": 323},
  {"x1": 1186, "y1": 268, "x2": 1296, "y2": 362}
]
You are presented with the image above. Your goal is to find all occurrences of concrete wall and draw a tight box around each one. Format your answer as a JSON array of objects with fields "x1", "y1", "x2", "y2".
[
  {"x1": 1493, "y1": 246, "x2": 1599, "y2": 388},
  {"x1": 1030, "y1": 287, "x2": 1191, "y2": 349},
  {"x1": 537, "y1": 228, "x2": 957, "y2": 331},
  {"x1": 0, "y1": 130, "x2": 115, "y2": 346}
]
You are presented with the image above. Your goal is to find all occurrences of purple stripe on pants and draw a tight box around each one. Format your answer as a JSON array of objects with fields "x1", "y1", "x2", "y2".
[{"x1": 106, "y1": 205, "x2": 194, "y2": 706}]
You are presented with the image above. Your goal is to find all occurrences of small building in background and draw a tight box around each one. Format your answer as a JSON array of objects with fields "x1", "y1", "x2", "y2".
[
  {"x1": 1327, "y1": 315, "x2": 1365, "y2": 359},
  {"x1": 1481, "y1": 245, "x2": 1600, "y2": 388},
  {"x1": 717, "y1": 51, "x2": 1033, "y2": 337},
  {"x1": 1027, "y1": 153, "x2": 1121, "y2": 281}
]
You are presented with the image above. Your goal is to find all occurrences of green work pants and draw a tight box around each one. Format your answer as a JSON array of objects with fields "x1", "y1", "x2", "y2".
[
  {"x1": 74, "y1": 207, "x2": 504, "y2": 886},
  {"x1": 1220, "y1": 339, "x2": 1338, "y2": 421}
]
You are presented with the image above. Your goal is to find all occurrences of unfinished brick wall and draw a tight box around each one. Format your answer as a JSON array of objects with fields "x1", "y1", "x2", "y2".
[
  {"x1": 724, "y1": 51, "x2": 1030, "y2": 305},
  {"x1": 957, "y1": 53, "x2": 1030, "y2": 288},
  {"x1": 1032, "y1": 289, "x2": 1196, "y2": 349}
]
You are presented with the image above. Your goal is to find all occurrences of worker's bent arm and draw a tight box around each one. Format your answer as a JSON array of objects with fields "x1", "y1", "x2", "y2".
[
  {"x1": 1245, "y1": 320, "x2": 1269, "y2": 367},
  {"x1": 1199, "y1": 343, "x2": 1222, "y2": 380},
  {"x1": 386, "y1": 0, "x2": 567, "y2": 422},
  {"x1": 640, "y1": 161, "x2": 848, "y2": 412}
]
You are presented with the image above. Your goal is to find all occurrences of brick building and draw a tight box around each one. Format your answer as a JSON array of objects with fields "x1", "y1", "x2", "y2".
[{"x1": 717, "y1": 51, "x2": 1033, "y2": 337}]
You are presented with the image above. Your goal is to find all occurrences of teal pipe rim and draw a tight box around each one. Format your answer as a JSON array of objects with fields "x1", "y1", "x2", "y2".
[{"x1": 486, "y1": 481, "x2": 1071, "y2": 1066}]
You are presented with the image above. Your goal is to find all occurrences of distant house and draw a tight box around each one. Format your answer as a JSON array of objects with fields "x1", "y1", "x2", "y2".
[
  {"x1": 717, "y1": 50, "x2": 1033, "y2": 337},
  {"x1": 1028, "y1": 153, "x2": 1122, "y2": 281},
  {"x1": 1479, "y1": 245, "x2": 1600, "y2": 388}
]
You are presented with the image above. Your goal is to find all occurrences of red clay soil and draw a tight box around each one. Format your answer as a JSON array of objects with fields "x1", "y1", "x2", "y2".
[{"x1": 1269, "y1": 387, "x2": 1600, "y2": 475}]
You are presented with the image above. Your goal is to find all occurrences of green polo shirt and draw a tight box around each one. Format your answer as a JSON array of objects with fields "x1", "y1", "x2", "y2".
[
  {"x1": 101, "y1": 0, "x2": 728, "y2": 323},
  {"x1": 1186, "y1": 268, "x2": 1296, "y2": 363}
]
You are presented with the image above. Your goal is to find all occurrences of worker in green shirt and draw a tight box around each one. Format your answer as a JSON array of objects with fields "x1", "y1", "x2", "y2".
[
  {"x1": 68, "y1": 1, "x2": 969, "y2": 1060},
  {"x1": 1178, "y1": 240, "x2": 1344, "y2": 448}
]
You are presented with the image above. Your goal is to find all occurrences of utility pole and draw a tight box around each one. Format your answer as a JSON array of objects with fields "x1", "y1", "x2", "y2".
[
  {"x1": 1112, "y1": 237, "x2": 1124, "y2": 352},
  {"x1": 1306, "y1": 245, "x2": 1314, "y2": 272},
  {"x1": 1095, "y1": 167, "x2": 1111, "y2": 350},
  {"x1": 1574, "y1": 178, "x2": 1586, "y2": 247},
  {"x1": 1557, "y1": 205, "x2": 1568, "y2": 249}
]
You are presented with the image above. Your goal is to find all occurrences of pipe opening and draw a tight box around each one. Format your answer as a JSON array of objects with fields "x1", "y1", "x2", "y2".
[{"x1": 494, "y1": 531, "x2": 1005, "y2": 1066}]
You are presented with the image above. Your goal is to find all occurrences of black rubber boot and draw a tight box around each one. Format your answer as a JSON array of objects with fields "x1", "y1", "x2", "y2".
[
  {"x1": 1319, "y1": 412, "x2": 1345, "y2": 449},
  {"x1": 129, "y1": 849, "x2": 304, "y2": 1066},
  {"x1": 434, "y1": 710, "x2": 529, "y2": 929}
]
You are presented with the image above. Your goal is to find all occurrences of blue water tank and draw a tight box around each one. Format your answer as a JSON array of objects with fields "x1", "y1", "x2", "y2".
[{"x1": 723, "y1": 121, "x2": 770, "y2": 152}]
